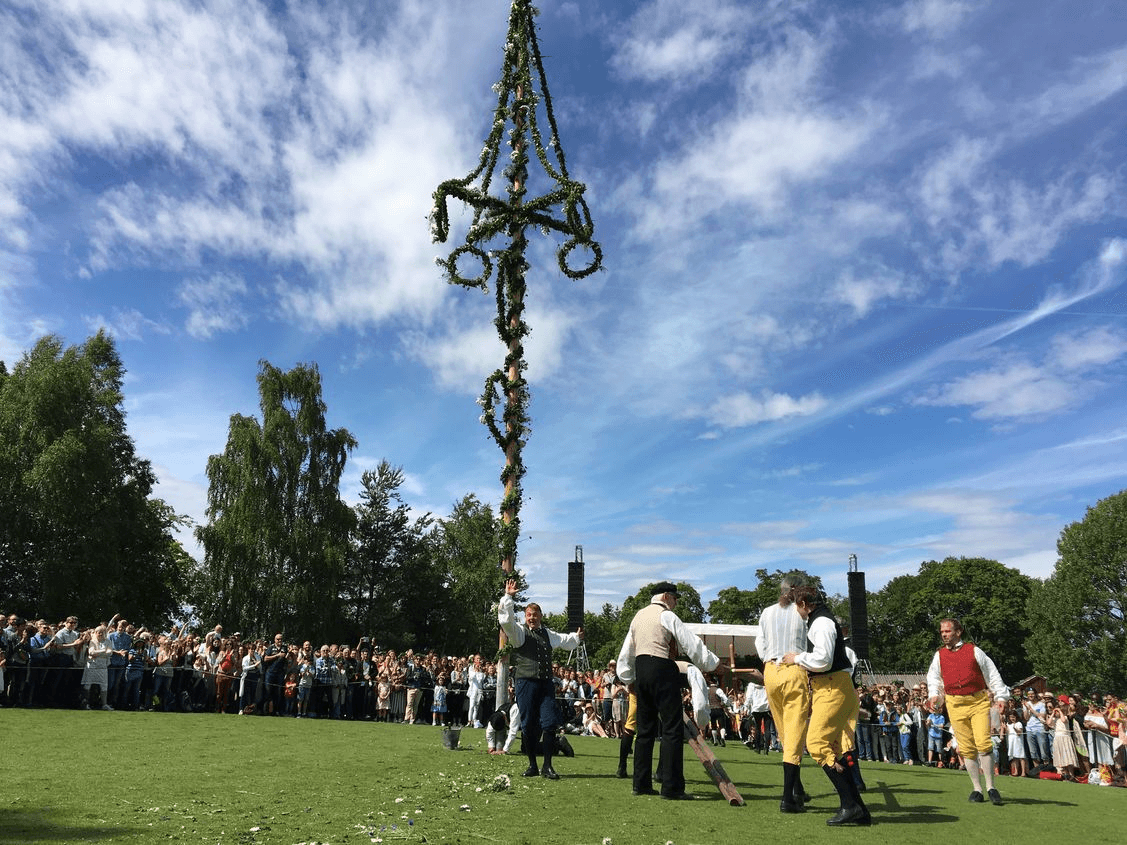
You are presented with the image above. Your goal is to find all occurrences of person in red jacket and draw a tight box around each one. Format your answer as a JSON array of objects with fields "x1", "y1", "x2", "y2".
[{"x1": 925, "y1": 618, "x2": 1009, "y2": 806}]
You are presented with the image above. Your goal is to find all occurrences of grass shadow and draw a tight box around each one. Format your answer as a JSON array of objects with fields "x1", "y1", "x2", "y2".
[
  {"x1": 0, "y1": 808, "x2": 140, "y2": 844},
  {"x1": 990, "y1": 796, "x2": 1078, "y2": 808}
]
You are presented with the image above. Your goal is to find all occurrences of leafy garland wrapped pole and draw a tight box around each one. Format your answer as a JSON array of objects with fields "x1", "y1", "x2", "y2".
[{"x1": 431, "y1": 0, "x2": 601, "y2": 709}]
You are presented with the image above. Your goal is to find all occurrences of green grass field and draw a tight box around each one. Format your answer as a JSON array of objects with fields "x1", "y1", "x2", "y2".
[{"x1": 2, "y1": 710, "x2": 1119, "y2": 845}]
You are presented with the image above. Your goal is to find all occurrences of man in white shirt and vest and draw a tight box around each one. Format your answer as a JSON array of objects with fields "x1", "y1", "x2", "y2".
[
  {"x1": 617, "y1": 581, "x2": 719, "y2": 801},
  {"x1": 926, "y1": 617, "x2": 1009, "y2": 806},
  {"x1": 498, "y1": 579, "x2": 584, "y2": 780}
]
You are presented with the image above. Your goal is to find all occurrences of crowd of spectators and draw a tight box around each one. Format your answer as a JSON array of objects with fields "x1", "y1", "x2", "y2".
[
  {"x1": 0, "y1": 613, "x2": 625, "y2": 733},
  {"x1": 854, "y1": 681, "x2": 1126, "y2": 786}
]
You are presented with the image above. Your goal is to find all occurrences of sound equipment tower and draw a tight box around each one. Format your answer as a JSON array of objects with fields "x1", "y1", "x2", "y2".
[
  {"x1": 567, "y1": 546, "x2": 589, "y2": 671},
  {"x1": 847, "y1": 554, "x2": 870, "y2": 661}
]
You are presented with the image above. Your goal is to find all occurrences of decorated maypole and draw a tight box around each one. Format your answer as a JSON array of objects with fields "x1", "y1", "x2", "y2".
[{"x1": 431, "y1": 0, "x2": 601, "y2": 708}]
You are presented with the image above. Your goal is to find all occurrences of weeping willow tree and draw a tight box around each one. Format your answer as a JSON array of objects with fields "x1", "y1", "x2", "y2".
[
  {"x1": 196, "y1": 361, "x2": 357, "y2": 642},
  {"x1": 430, "y1": 0, "x2": 601, "y2": 578}
]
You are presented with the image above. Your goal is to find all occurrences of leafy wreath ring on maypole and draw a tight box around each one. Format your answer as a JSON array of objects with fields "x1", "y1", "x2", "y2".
[{"x1": 439, "y1": 244, "x2": 493, "y2": 289}]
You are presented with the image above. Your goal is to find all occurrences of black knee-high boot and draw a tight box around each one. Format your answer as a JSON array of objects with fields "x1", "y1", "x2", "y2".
[
  {"x1": 780, "y1": 762, "x2": 806, "y2": 812},
  {"x1": 823, "y1": 761, "x2": 870, "y2": 826},
  {"x1": 618, "y1": 732, "x2": 633, "y2": 778},
  {"x1": 795, "y1": 766, "x2": 811, "y2": 803},
  {"x1": 522, "y1": 729, "x2": 540, "y2": 776},
  {"x1": 540, "y1": 729, "x2": 559, "y2": 778}
]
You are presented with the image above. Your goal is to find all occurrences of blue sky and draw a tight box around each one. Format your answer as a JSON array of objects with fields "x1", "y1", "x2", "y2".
[{"x1": 3, "y1": 0, "x2": 1126, "y2": 615}]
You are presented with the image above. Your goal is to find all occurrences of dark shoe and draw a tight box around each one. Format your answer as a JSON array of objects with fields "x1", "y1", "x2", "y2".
[
  {"x1": 826, "y1": 806, "x2": 871, "y2": 826},
  {"x1": 661, "y1": 792, "x2": 695, "y2": 801},
  {"x1": 633, "y1": 787, "x2": 658, "y2": 796},
  {"x1": 968, "y1": 790, "x2": 984, "y2": 803},
  {"x1": 797, "y1": 790, "x2": 813, "y2": 804},
  {"x1": 616, "y1": 766, "x2": 629, "y2": 779},
  {"x1": 541, "y1": 766, "x2": 559, "y2": 780},
  {"x1": 521, "y1": 765, "x2": 539, "y2": 778},
  {"x1": 987, "y1": 788, "x2": 1003, "y2": 805},
  {"x1": 779, "y1": 800, "x2": 806, "y2": 813}
]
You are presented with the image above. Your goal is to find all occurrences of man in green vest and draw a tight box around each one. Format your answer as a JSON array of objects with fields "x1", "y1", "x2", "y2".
[{"x1": 498, "y1": 579, "x2": 584, "y2": 780}]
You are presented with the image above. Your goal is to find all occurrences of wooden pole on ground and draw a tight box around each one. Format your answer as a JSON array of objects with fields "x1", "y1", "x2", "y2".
[{"x1": 683, "y1": 711, "x2": 745, "y2": 806}]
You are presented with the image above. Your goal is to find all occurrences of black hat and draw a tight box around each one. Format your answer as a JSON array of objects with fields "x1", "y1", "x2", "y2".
[{"x1": 651, "y1": 582, "x2": 680, "y2": 598}]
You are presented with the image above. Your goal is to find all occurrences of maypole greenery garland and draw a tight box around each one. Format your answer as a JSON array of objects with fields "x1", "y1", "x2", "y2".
[{"x1": 430, "y1": 0, "x2": 601, "y2": 576}]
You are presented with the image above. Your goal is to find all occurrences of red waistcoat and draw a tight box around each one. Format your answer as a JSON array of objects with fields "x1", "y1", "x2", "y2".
[{"x1": 937, "y1": 643, "x2": 986, "y2": 696}]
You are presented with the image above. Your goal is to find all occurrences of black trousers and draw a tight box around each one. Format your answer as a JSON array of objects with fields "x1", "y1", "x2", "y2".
[{"x1": 633, "y1": 655, "x2": 685, "y2": 796}]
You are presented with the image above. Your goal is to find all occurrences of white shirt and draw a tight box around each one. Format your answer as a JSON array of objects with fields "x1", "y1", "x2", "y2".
[
  {"x1": 486, "y1": 701, "x2": 521, "y2": 751},
  {"x1": 793, "y1": 615, "x2": 839, "y2": 673},
  {"x1": 744, "y1": 681, "x2": 770, "y2": 713},
  {"x1": 468, "y1": 666, "x2": 485, "y2": 693},
  {"x1": 497, "y1": 593, "x2": 582, "y2": 652},
  {"x1": 676, "y1": 661, "x2": 711, "y2": 728},
  {"x1": 755, "y1": 602, "x2": 807, "y2": 662}
]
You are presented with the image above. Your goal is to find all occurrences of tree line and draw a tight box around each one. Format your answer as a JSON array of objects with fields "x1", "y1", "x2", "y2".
[{"x1": 2, "y1": 333, "x2": 1124, "y2": 693}]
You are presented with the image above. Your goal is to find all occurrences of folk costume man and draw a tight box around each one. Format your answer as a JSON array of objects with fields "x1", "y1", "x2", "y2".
[
  {"x1": 498, "y1": 579, "x2": 584, "y2": 780},
  {"x1": 755, "y1": 572, "x2": 813, "y2": 812},
  {"x1": 705, "y1": 674, "x2": 733, "y2": 747},
  {"x1": 617, "y1": 582, "x2": 719, "y2": 800},
  {"x1": 783, "y1": 587, "x2": 871, "y2": 826},
  {"x1": 925, "y1": 617, "x2": 1009, "y2": 805}
]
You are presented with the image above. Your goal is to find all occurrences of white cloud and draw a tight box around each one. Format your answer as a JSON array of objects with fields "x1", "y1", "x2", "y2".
[
  {"x1": 0, "y1": 251, "x2": 41, "y2": 363},
  {"x1": 610, "y1": 0, "x2": 753, "y2": 83},
  {"x1": 833, "y1": 266, "x2": 920, "y2": 317},
  {"x1": 707, "y1": 390, "x2": 828, "y2": 429},
  {"x1": 743, "y1": 240, "x2": 1127, "y2": 441},
  {"x1": 629, "y1": 26, "x2": 878, "y2": 234},
  {"x1": 917, "y1": 136, "x2": 994, "y2": 227},
  {"x1": 179, "y1": 273, "x2": 250, "y2": 339},
  {"x1": 1, "y1": 0, "x2": 500, "y2": 337},
  {"x1": 403, "y1": 298, "x2": 578, "y2": 395},
  {"x1": 916, "y1": 324, "x2": 1127, "y2": 421},
  {"x1": 761, "y1": 464, "x2": 822, "y2": 479},
  {"x1": 917, "y1": 362, "x2": 1076, "y2": 420},
  {"x1": 1021, "y1": 44, "x2": 1127, "y2": 130},
  {"x1": 722, "y1": 520, "x2": 808, "y2": 537},
  {"x1": 898, "y1": 0, "x2": 975, "y2": 38},
  {"x1": 403, "y1": 321, "x2": 499, "y2": 395},
  {"x1": 910, "y1": 46, "x2": 975, "y2": 80},
  {"x1": 84, "y1": 308, "x2": 172, "y2": 342},
  {"x1": 1050, "y1": 325, "x2": 1127, "y2": 371},
  {"x1": 900, "y1": 487, "x2": 1059, "y2": 565},
  {"x1": 917, "y1": 137, "x2": 1117, "y2": 272}
]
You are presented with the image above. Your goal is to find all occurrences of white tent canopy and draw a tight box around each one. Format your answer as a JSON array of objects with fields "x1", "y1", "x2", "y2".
[{"x1": 684, "y1": 623, "x2": 761, "y2": 660}]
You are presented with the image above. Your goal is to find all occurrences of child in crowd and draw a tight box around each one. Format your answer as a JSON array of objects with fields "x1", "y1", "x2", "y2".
[
  {"x1": 927, "y1": 709, "x2": 947, "y2": 767},
  {"x1": 1006, "y1": 712, "x2": 1027, "y2": 777},
  {"x1": 432, "y1": 674, "x2": 448, "y2": 726},
  {"x1": 284, "y1": 672, "x2": 298, "y2": 716},
  {"x1": 376, "y1": 673, "x2": 391, "y2": 722},
  {"x1": 297, "y1": 656, "x2": 314, "y2": 718}
]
